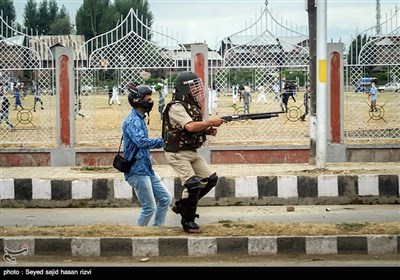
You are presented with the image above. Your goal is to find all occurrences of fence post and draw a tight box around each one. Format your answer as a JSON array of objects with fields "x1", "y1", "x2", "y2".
[
  {"x1": 327, "y1": 42, "x2": 346, "y2": 162},
  {"x1": 191, "y1": 43, "x2": 210, "y2": 163},
  {"x1": 50, "y1": 46, "x2": 76, "y2": 166}
]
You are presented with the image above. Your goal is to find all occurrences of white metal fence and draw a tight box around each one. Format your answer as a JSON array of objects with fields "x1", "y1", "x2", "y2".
[{"x1": 1, "y1": 6, "x2": 399, "y2": 148}]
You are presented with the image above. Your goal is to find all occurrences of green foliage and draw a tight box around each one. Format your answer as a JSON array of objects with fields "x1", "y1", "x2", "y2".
[
  {"x1": 22, "y1": 0, "x2": 73, "y2": 35},
  {"x1": 231, "y1": 69, "x2": 253, "y2": 85},
  {"x1": 37, "y1": 0, "x2": 51, "y2": 34},
  {"x1": 347, "y1": 34, "x2": 368, "y2": 65},
  {"x1": 23, "y1": 0, "x2": 38, "y2": 31},
  {"x1": 76, "y1": 0, "x2": 114, "y2": 39},
  {"x1": 49, "y1": 16, "x2": 74, "y2": 35},
  {"x1": 0, "y1": 0, "x2": 16, "y2": 22},
  {"x1": 0, "y1": 0, "x2": 16, "y2": 36},
  {"x1": 373, "y1": 71, "x2": 389, "y2": 85},
  {"x1": 283, "y1": 70, "x2": 305, "y2": 86},
  {"x1": 48, "y1": 0, "x2": 58, "y2": 22},
  {"x1": 76, "y1": 0, "x2": 153, "y2": 41}
]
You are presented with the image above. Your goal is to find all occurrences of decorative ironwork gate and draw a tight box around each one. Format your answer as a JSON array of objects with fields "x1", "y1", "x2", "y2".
[
  {"x1": 74, "y1": 9, "x2": 190, "y2": 147},
  {"x1": 209, "y1": 5, "x2": 310, "y2": 145},
  {"x1": 0, "y1": 14, "x2": 56, "y2": 147},
  {"x1": 344, "y1": 8, "x2": 400, "y2": 144},
  {"x1": 1, "y1": 4, "x2": 399, "y2": 149}
]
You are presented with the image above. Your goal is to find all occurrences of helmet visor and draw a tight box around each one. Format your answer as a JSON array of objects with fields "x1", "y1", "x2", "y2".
[{"x1": 184, "y1": 77, "x2": 204, "y2": 103}]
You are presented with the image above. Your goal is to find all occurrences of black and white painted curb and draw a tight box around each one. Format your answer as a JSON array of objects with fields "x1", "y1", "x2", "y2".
[
  {"x1": 1, "y1": 235, "x2": 399, "y2": 258},
  {"x1": 1, "y1": 174, "x2": 399, "y2": 207}
]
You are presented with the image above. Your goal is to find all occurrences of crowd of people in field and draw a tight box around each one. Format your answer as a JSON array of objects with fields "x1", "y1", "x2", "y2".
[
  {"x1": 1, "y1": 75, "x2": 312, "y2": 133},
  {"x1": 0, "y1": 79, "x2": 47, "y2": 131},
  {"x1": 228, "y1": 79, "x2": 309, "y2": 121}
]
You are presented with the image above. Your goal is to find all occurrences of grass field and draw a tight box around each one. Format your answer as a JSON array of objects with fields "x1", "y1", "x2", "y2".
[{"x1": 1, "y1": 88, "x2": 399, "y2": 148}]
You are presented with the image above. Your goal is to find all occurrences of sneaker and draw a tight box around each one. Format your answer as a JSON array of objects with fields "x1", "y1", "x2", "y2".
[
  {"x1": 41, "y1": 107, "x2": 44, "y2": 110},
  {"x1": 33, "y1": 108, "x2": 36, "y2": 112}
]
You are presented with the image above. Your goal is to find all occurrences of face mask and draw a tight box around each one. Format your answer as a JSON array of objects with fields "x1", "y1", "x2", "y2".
[{"x1": 143, "y1": 101, "x2": 154, "y2": 113}]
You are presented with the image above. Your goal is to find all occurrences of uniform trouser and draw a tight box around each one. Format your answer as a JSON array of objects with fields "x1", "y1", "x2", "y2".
[{"x1": 165, "y1": 150, "x2": 214, "y2": 220}]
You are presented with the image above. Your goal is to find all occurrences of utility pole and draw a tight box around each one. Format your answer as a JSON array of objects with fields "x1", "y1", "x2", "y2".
[
  {"x1": 316, "y1": 0, "x2": 328, "y2": 169},
  {"x1": 307, "y1": 0, "x2": 317, "y2": 165},
  {"x1": 376, "y1": 0, "x2": 381, "y2": 34}
]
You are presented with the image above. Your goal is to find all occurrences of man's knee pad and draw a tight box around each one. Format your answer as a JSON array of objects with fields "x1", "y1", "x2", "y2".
[
  {"x1": 207, "y1": 172, "x2": 218, "y2": 187},
  {"x1": 200, "y1": 172, "x2": 218, "y2": 187},
  {"x1": 185, "y1": 176, "x2": 202, "y2": 200},
  {"x1": 199, "y1": 172, "x2": 218, "y2": 199}
]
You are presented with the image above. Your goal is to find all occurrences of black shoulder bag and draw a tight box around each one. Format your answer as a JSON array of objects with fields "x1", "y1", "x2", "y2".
[{"x1": 113, "y1": 135, "x2": 138, "y2": 172}]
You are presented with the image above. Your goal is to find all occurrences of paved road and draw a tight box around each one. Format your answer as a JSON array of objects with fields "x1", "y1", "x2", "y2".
[
  {"x1": 3, "y1": 162, "x2": 400, "y2": 179},
  {"x1": 2, "y1": 254, "x2": 400, "y2": 267},
  {"x1": 1, "y1": 205, "x2": 399, "y2": 227},
  {"x1": 2, "y1": 205, "x2": 399, "y2": 270}
]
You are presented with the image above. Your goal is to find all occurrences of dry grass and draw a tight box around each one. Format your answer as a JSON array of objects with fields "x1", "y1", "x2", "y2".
[
  {"x1": 3, "y1": 90, "x2": 399, "y2": 147},
  {"x1": 2, "y1": 221, "x2": 400, "y2": 237}
]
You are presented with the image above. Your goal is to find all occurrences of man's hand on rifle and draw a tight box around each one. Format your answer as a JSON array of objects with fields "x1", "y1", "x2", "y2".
[
  {"x1": 206, "y1": 126, "x2": 218, "y2": 136},
  {"x1": 205, "y1": 117, "x2": 226, "y2": 136},
  {"x1": 185, "y1": 116, "x2": 226, "y2": 133},
  {"x1": 209, "y1": 116, "x2": 227, "y2": 127}
]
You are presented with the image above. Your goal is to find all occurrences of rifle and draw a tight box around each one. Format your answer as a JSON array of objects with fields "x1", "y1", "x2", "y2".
[{"x1": 221, "y1": 110, "x2": 285, "y2": 122}]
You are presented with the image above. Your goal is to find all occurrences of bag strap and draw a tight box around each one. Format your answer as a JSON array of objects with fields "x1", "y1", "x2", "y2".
[
  {"x1": 117, "y1": 135, "x2": 124, "y2": 155},
  {"x1": 118, "y1": 135, "x2": 139, "y2": 163}
]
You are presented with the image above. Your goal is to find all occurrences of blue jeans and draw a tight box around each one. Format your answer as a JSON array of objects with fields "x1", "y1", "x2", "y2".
[{"x1": 127, "y1": 173, "x2": 172, "y2": 227}]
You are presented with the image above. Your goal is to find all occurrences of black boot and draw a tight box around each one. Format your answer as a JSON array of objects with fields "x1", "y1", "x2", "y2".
[
  {"x1": 172, "y1": 200, "x2": 200, "y2": 218},
  {"x1": 181, "y1": 217, "x2": 202, "y2": 234},
  {"x1": 171, "y1": 200, "x2": 182, "y2": 214}
]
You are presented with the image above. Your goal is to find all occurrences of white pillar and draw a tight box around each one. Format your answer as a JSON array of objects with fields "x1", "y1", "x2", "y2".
[{"x1": 316, "y1": 0, "x2": 327, "y2": 169}]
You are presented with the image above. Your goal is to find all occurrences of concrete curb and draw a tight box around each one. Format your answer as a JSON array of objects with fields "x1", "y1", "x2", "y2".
[
  {"x1": 1, "y1": 174, "x2": 399, "y2": 207},
  {"x1": 2, "y1": 235, "x2": 399, "y2": 258}
]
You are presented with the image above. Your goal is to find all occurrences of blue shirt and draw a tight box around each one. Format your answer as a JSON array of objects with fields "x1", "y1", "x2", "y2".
[
  {"x1": 122, "y1": 109, "x2": 164, "y2": 179},
  {"x1": 369, "y1": 86, "x2": 378, "y2": 101}
]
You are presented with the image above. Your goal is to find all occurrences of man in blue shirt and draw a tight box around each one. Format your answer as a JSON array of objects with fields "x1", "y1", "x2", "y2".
[
  {"x1": 122, "y1": 83, "x2": 171, "y2": 227},
  {"x1": 368, "y1": 82, "x2": 378, "y2": 112}
]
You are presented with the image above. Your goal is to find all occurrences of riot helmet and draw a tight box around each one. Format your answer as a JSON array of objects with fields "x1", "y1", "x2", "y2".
[
  {"x1": 127, "y1": 83, "x2": 154, "y2": 113},
  {"x1": 174, "y1": 71, "x2": 204, "y2": 103}
]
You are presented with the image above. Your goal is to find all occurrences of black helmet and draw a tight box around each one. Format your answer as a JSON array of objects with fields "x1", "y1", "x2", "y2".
[
  {"x1": 127, "y1": 83, "x2": 152, "y2": 108},
  {"x1": 174, "y1": 71, "x2": 204, "y2": 102}
]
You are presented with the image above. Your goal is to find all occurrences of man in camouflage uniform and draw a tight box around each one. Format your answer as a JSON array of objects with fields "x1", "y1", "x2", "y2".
[{"x1": 162, "y1": 71, "x2": 225, "y2": 233}]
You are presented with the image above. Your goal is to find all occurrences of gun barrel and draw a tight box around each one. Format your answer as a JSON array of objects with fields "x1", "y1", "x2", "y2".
[
  {"x1": 250, "y1": 114, "x2": 275, "y2": 120},
  {"x1": 221, "y1": 111, "x2": 284, "y2": 122}
]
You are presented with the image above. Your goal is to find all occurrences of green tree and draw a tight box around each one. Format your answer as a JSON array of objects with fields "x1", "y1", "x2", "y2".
[
  {"x1": 49, "y1": 5, "x2": 74, "y2": 35},
  {"x1": 114, "y1": 0, "x2": 153, "y2": 39},
  {"x1": 114, "y1": 0, "x2": 153, "y2": 22},
  {"x1": 23, "y1": 0, "x2": 38, "y2": 32},
  {"x1": 23, "y1": 0, "x2": 73, "y2": 35},
  {"x1": 76, "y1": 0, "x2": 153, "y2": 40},
  {"x1": 76, "y1": 0, "x2": 113, "y2": 40},
  {"x1": 48, "y1": 0, "x2": 58, "y2": 22},
  {"x1": 49, "y1": 12, "x2": 74, "y2": 35},
  {"x1": 347, "y1": 34, "x2": 368, "y2": 65},
  {"x1": 37, "y1": 0, "x2": 51, "y2": 34},
  {"x1": 0, "y1": 0, "x2": 16, "y2": 36}
]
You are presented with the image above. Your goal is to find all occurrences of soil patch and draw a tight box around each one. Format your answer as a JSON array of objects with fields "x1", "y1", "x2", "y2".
[{"x1": 2, "y1": 221, "x2": 400, "y2": 237}]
